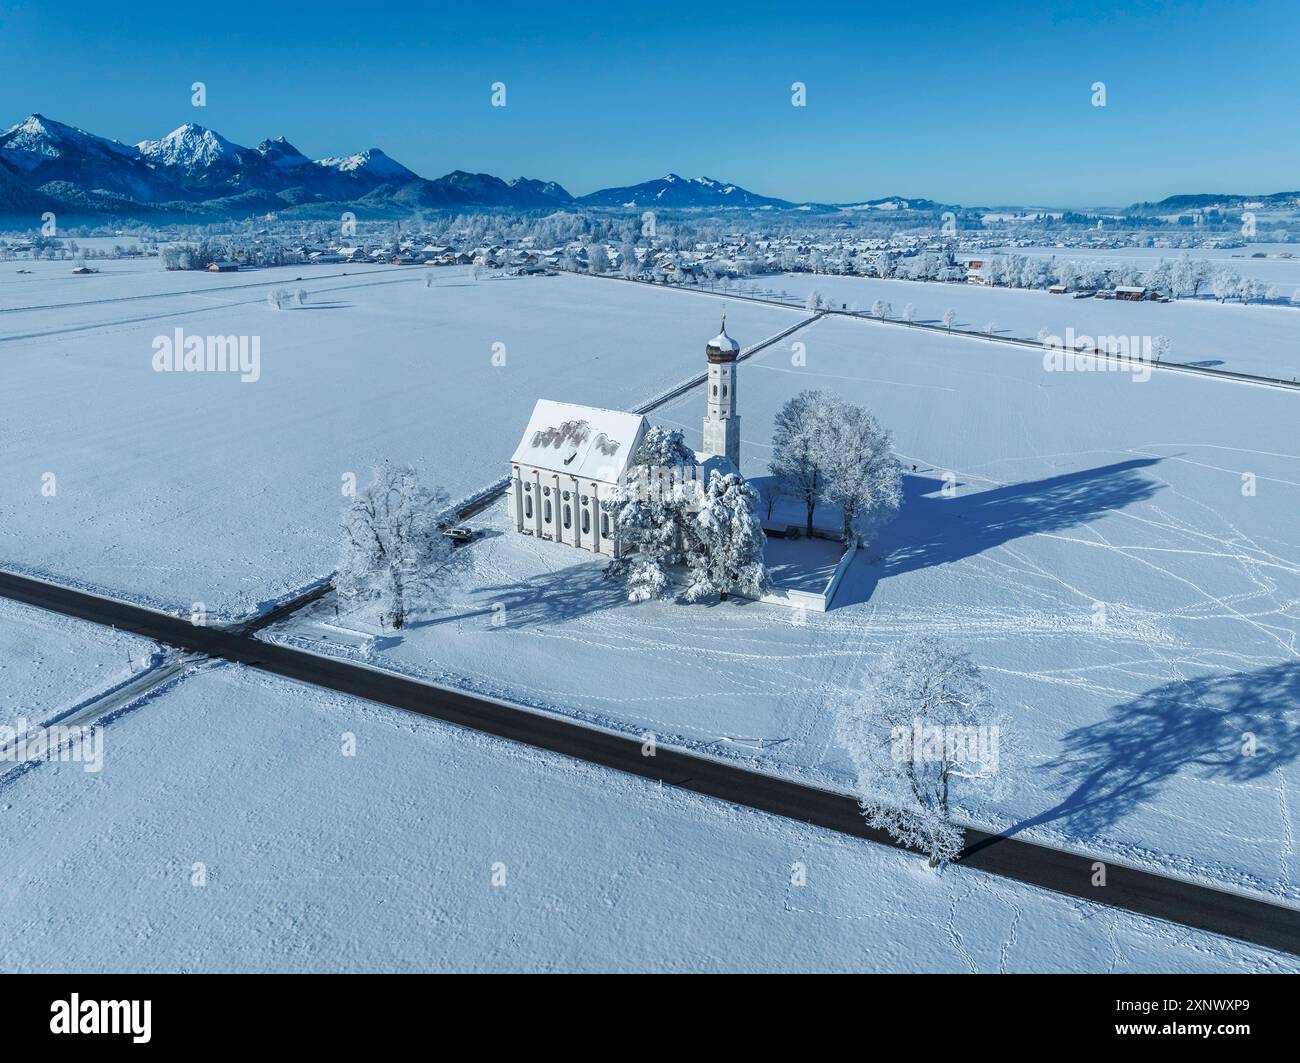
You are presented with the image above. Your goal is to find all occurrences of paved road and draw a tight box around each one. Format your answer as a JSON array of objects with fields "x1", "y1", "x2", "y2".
[{"x1": 4, "y1": 566, "x2": 1299, "y2": 956}]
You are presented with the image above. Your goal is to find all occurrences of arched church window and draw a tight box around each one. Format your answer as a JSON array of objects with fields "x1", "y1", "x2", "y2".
[
  {"x1": 601, "y1": 513, "x2": 610, "y2": 537},
  {"x1": 563, "y1": 504, "x2": 572, "y2": 529},
  {"x1": 582, "y1": 509, "x2": 590, "y2": 534},
  {"x1": 544, "y1": 500, "x2": 552, "y2": 523},
  {"x1": 524, "y1": 494, "x2": 533, "y2": 519}
]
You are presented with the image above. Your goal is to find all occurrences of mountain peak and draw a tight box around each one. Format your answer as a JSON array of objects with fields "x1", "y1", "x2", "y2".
[
  {"x1": 257, "y1": 136, "x2": 309, "y2": 167},
  {"x1": 314, "y1": 147, "x2": 417, "y2": 182},
  {"x1": 138, "y1": 123, "x2": 245, "y2": 172},
  {"x1": 1, "y1": 112, "x2": 138, "y2": 169}
]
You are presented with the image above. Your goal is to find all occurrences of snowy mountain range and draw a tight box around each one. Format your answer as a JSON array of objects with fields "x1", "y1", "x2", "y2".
[
  {"x1": 0, "y1": 113, "x2": 956, "y2": 220},
  {"x1": 0, "y1": 114, "x2": 578, "y2": 218}
]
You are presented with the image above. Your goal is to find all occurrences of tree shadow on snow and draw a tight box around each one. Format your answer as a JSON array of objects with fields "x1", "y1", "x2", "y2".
[
  {"x1": 836, "y1": 458, "x2": 1163, "y2": 607},
  {"x1": 469, "y1": 561, "x2": 630, "y2": 628},
  {"x1": 973, "y1": 662, "x2": 1300, "y2": 853}
]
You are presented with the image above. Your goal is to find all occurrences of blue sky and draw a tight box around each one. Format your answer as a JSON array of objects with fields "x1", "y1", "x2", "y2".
[{"x1": 1, "y1": 0, "x2": 1295, "y2": 206}]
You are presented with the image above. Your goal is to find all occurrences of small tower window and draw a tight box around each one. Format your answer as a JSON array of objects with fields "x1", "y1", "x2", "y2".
[
  {"x1": 722, "y1": 385, "x2": 728, "y2": 397},
  {"x1": 712, "y1": 384, "x2": 718, "y2": 396}
]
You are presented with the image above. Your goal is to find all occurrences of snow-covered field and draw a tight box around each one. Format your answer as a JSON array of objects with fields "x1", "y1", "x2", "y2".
[
  {"x1": 0, "y1": 266, "x2": 802, "y2": 615},
  {"x1": 761, "y1": 272, "x2": 1300, "y2": 380},
  {"x1": 268, "y1": 305, "x2": 1300, "y2": 902},
  {"x1": 0, "y1": 597, "x2": 154, "y2": 731},
  {"x1": 0, "y1": 256, "x2": 395, "y2": 310},
  {"x1": 1, "y1": 663, "x2": 1290, "y2": 973},
  {"x1": 4, "y1": 265, "x2": 1298, "y2": 967}
]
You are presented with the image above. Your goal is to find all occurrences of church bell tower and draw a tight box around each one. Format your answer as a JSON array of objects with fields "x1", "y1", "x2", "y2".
[{"x1": 701, "y1": 316, "x2": 741, "y2": 470}]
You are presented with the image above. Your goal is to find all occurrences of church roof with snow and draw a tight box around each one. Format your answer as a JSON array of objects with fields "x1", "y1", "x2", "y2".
[{"x1": 511, "y1": 399, "x2": 648, "y2": 483}]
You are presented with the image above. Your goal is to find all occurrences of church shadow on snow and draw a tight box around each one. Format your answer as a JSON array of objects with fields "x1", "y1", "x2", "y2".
[{"x1": 835, "y1": 457, "x2": 1164, "y2": 608}]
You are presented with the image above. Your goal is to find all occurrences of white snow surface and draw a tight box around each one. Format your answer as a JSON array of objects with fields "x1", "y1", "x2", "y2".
[
  {"x1": 267, "y1": 303, "x2": 1300, "y2": 903},
  {"x1": 1, "y1": 664, "x2": 1291, "y2": 973},
  {"x1": 0, "y1": 266, "x2": 802, "y2": 615},
  {"x1": 762, "y1": 272, "x2": 1300, "y2": 379},
  {"x1": 0, "y1": 597, "x2": 153, "y2": 731}
]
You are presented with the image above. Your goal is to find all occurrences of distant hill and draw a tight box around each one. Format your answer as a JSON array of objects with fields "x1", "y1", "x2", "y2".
[
  {"x1": 577, "y1": 173, "x2": 795, "y2": 209},
  {"x1": 1130, "y1": 191, "x2": 1300, "y2": 213}
]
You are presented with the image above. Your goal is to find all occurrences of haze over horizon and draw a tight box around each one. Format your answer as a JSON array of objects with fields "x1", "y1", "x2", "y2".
[{"x1": 1, "y1": 0, "x2": 1296, "y2": 208}]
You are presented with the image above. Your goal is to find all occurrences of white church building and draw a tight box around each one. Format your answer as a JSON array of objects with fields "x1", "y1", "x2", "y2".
[{"x1": 508, "y1": 319, "x2": 743, "y2": 556}]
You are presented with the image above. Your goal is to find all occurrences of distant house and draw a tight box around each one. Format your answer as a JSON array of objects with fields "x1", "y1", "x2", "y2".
[
  {"x1": 1048, "y1": 283, "x2": 1067, "y2": 295},
  {"x1": 1115, "y1": 286, "x2": 1147, "y2": 301},
  {"x1": 207, "y1": 261, "x2": 239, "y2": 272}
]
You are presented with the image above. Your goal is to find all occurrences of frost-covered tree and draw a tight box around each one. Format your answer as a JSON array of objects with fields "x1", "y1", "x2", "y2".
[
  {"x1": 1145, "y1": 259, "x2": 1173, "y2": 299},
  {"x1": 604, "y1": 453, "x2": 767, "y2": 604},
  {"x1": 1241, "y1": 276, "x2": 1267, "y2": 304},
  {"x1": 619, "y1": 242, "x2": 639, "y2": 278},
  {"x1": 836, "y1": 635, "x2": 1010, "y2": 867},
  {"x1": 679, "y1": 472, "x2": 768, "y2": 602},
  {"x1": 872, "y1": 299, "x2": 891, "y2": 320},
  {"x1": 1211, "y1": 266, "x2": 1241, "y2": 303},
  {"x1": 770, "y1": 389, "x2": 830, "y2": 537},
  {"x1": 602, "y1": 430, "x2": 698, "y2": 602},
  {"x1": 338, "y1": 464, "x2": 460, "y2": 629},
  {"x1": 1152, "y1": 335, "x2": 1171, "y2": 364},
  {"x1": 634, "y1": 424, "x2": 697, "y2": 469},
  {"x1": 942, "y1": 308, "x2": 957, "y2": 332},
  {"x1": 770, "y1": 390, "x2": 901, "y2": 544},
  {"x1": 293, "y1": 288, "x2": 308, "y2": 307},
  {"x1": 815, "y1": 402, "x2": 903, "y2": 544},
  {"x1": 805, "y1": 290, "x2": 823, "y2": 311},
  {"x1": 587, "y1": 242, "x2": 610, "y2": 274},
  {"x1": 603, "y1": 474, "x2": 685, "y2": 603},
  {"x1": 1189, "y1": 259, "x2": 1213, "y2": 298},
  {"x1": 902, "y1": 302, "x2": 916, "y2": 325},
  {"x1": 267, "y1": 288, "x2": 289, "y2": 310}
]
